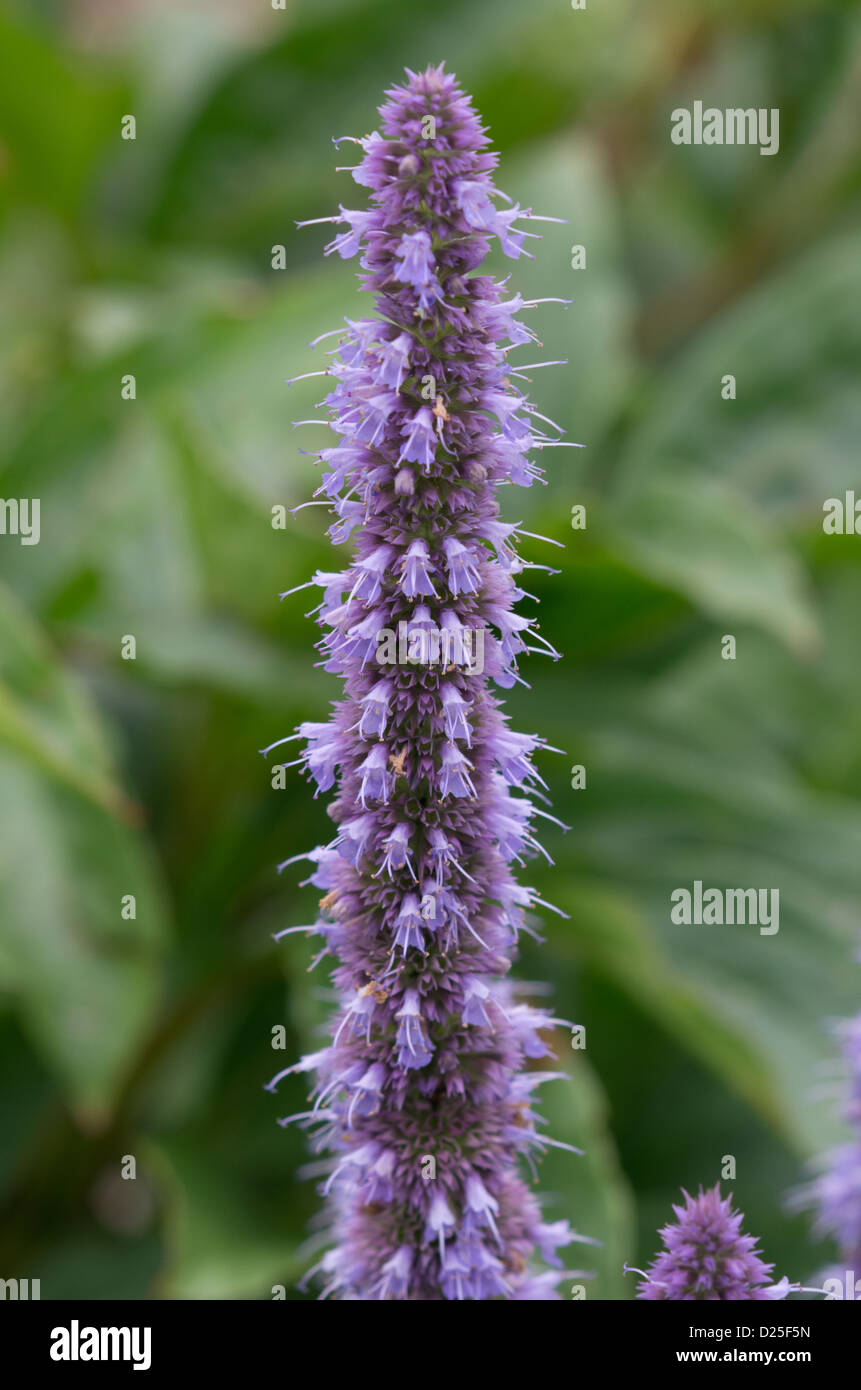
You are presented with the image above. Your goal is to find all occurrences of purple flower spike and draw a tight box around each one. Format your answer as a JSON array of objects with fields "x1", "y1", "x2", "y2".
[
  {"x1": 634, "y1": 1186, "x2": 794, "y2": 1301},
  {"x1": 273, "y1": 64, "x2": 583, "y2": 1300}
]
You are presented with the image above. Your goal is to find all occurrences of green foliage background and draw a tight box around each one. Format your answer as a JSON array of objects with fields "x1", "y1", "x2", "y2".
[{"x1": 1, "y1": 0, "x2": 860, "y2": 1299}]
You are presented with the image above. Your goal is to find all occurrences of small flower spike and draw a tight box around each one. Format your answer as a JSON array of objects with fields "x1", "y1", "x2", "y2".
[{"x1": 633, "y1": 1186, "x2": 796, "y2": 1301}]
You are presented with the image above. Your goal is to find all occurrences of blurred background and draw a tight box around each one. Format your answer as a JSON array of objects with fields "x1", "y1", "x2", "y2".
[{"x1": 0, "y1": 0, "x2": 860, "y2": 1299}]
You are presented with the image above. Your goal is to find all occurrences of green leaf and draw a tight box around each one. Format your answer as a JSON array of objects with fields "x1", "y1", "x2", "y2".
[
  {"x1": 149, "y1": 1139, "x2": 301, "y2": 1299},
  {"x1": 608, "y1": 232, "x2": 861, "y2": 650},
  {"x1": 538, "y1": 1052, "x2": 636, "y2": 1300},
  {"x1": 105, "y1": 614, "x2": 322, "y2": 704},
  {"x1": 0, "y1": 7, "x2": 125, "y2": 219},
  {"x1": 606, "y1": 473, "x2": 818, "y2": 657},
  {"x1": 0, "y1": 579, "x2": 133, "y2": 819},
  {"x1": 550, "y1": 882, "x2": 787, "y2": 1137},
  {"x1": 0, "y1": 584, "x2": 169, "y2": 1120},
  {"x1": 546, "y1": 647, "x2": 861, "y2": 1156},
  {"x1": 0, "y1": 753, "x2": 168, "y2": 1123}
]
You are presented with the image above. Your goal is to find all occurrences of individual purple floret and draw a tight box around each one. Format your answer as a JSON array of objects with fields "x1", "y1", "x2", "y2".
[
  {"x1": 632, "y1": 1186, "x2": 794, "y2": 1300},
  {"x1": 267, "y1": 66, "x2": 588, "y2": 1299},
  {"x1": 800, "y1": 1014, "x2": 861, "y2": 1271}
]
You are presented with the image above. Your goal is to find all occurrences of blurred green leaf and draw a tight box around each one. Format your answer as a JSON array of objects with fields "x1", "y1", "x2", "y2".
[
  {"x1": 607, "y1": 231, "x2": 861, "y2": 650},
  {"x1": 618, "y1": 230, "x2": 861, "y2": 509},
  {"x1": 0, "y1": 579, "x2": 132, "y2": 818},
  {"x1": 150, "y1": 1139, "x2": 301, "y2": 1299},
  {"x1": 0, "y1": 6, "x2": 125, "y2": 219},
  {"x1": 606, "y1": 473, "x2": 818, "y2": 657},
  {"x1": 546, "y1": 639, "x2": 861, "y2": 1156},
  {"x1": 538, "y1": 1052, "x2": 636, "y2": 1300},
  {"x1": 552, "y1": 882, "x2": 786, "y2": 1134},
  {"x1": 0, "y1": 584, "x2": 168, "y2": 1121},
  {"x1": 0, "y1": 751, "x2": 168, "y2": 1123}
]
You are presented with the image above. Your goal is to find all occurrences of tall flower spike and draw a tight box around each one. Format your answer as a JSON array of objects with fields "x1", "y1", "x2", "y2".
[
  {"x1": 632, "y1": 1185, "x2": 795, "y2": 1301},
  {"x1": 271, "y1": 65, "x2": 586, "y2": 1300}
]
